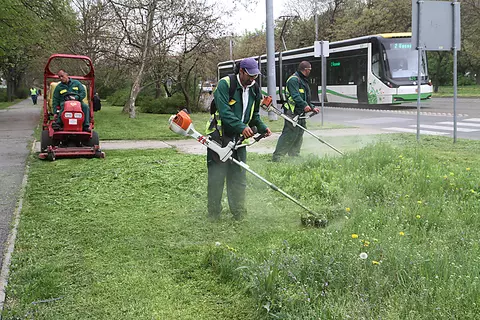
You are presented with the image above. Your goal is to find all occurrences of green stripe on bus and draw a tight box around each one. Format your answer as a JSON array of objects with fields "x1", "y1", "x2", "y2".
[
  {"x1": 319, "y1": 89, "x2": 357, "y2": 100},
  {"x1": 392, "y1": 93, "x2": 432, "y2": 102}
]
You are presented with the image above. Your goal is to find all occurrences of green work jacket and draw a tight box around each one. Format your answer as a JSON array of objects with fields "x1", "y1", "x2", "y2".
[
  {"x1": 212, "y1": 75, "x2": 267, "y2": 138},
  {"x1": 52, "y1": 79, "x2": 86, "y2": 108},
  {"x1": 285, "y1": 71, "x2": 311, "y2": 115}
]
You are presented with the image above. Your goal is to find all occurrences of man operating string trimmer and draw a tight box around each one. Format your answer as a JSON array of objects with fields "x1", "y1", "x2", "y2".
[
  {"x1": 273, "y1": 61, "x2": 320, "y2": 162},
  {"x1": 205, "y1": 58, "x2": 272, "y2": 221}
]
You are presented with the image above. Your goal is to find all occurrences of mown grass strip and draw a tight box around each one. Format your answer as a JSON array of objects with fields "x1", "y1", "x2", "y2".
[{"x1": 94, "y1": 105, "x2": 342, "y2": 140}]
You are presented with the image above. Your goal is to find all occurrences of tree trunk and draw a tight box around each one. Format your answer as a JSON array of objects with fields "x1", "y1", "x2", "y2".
[
  {"x1": 163, "y1": 82, "x2": 172, "y2": 97},
  {"x1": 7, "y1": 68, "x2": 16, "y2": 102},
  {"x1": 476, "y1": 71, "x2": 480, "y2": 85},
  {"x1": 155, "y1": 80, "x2": 161, "y2": 99},
  {"x1": 123, "y1": 0, "x2": 156, "y2": 118}
]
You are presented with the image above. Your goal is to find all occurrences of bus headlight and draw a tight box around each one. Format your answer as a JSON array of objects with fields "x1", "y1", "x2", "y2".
[
  {"x1": 74, "y1": 113, "x2": 83, "y2": 119},
  {"x1": 64, "y1": 112, "x2": 73, "y2": 118}
]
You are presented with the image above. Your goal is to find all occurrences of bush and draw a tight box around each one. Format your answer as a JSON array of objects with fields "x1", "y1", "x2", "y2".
[
  {"x1": 0, "y1": 89, "x2": 7, "y2": 102},
  {"x1": 139, "y1": 93, "x2": 186, "y2": 114},
  {"x1": 108, "y1": 87, "x2": 130, "y2": 106}
]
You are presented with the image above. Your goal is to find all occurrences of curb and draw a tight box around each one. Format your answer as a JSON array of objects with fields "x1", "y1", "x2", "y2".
[{"x1": 0, "y1": 140, "x2": 34, "y2": 314}]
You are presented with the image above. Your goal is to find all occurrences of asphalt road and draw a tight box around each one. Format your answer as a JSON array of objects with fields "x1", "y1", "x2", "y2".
[
  {"x1": 0, "y1": 98, "x2": 40, "y2": 268},
  {"x1": 310, "y1": 97, "x2": 480, "y2": 140}
]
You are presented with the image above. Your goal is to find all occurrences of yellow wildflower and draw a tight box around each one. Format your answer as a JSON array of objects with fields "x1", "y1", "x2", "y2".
[
  {"x1": 417, "y1": 200, "x2": 422, "y2": 204},
  {"x1": 466, "y1": 168, "x2": 471, "y2": 171},
  {"x1": 226, "y1": 245, "x2": 237, "y2": 252},
  {"x1": 372, "y1": 260, "x2": 380, "y2": 265},
  {"x1": 346, "y1": 207, "x2": 351, "y2": 212},
  {"x1": 443, "y1": 175, "x2": 448, "y2": 179},
  {"x1": 351, "y1": 234, "x2": 358, "y2": 239},
  {"x1": 399, "y1": 231, "x2": 405, "y2": 236},
  {"x1": 416, "y1": 215, "x2": 421, "y2": 219},
  {"x1": 363, "y1": 240, "x2": 370, "y2": 247}
]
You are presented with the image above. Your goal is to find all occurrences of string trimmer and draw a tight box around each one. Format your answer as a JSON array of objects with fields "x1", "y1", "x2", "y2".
[
  {"x1": 168, "y1": 109, "x2": 327, "y2": 227},
  {"x1": 261, "y1": 97, "x2": 344, "y2": 155}
]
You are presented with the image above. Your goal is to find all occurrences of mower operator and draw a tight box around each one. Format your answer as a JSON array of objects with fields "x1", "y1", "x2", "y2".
[
  {"x1": 272, "y1": 61, "x2": 320, "y2": 162},
  {"x1": 52, "y1": 69, "x2": 91, "y2": 131},
  {"x1": 207, "y1": 57, "x2": 272, "y2": 221}
]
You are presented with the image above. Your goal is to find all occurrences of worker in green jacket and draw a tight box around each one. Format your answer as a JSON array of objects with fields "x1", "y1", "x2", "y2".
[
  {"x1": 272, "y1": 61, "x2": 320, "y2": 162},
  {"x1": 207, "y1": 58, "x2": 272, "y2": 221},
  {"x1": 52, "y1": 69, "x2": 91, "y2": 131}
]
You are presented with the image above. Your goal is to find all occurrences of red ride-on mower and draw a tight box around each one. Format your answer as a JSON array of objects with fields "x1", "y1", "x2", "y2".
[{"x1": 39, "y1": 54, "x2": 105, "y2": 160}]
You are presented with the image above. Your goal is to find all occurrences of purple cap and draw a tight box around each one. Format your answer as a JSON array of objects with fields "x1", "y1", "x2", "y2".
[{"x1": 240, "y1": 58, "x2": 260, "y2": 76}]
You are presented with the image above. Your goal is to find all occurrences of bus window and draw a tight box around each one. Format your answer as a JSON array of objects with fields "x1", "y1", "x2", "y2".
[
  {"x1": 381, "y1": 38, "x2": 427, "y2": 81},
  {"x1": 327, "y1": 49, "x2": 367, "y2": 86}
]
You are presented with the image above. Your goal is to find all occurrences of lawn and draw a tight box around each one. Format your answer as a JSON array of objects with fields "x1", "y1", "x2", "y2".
[
  {"x1": 3, "y1": 134, "x2": 480, "y2": 319},
  {"x1": 433, "y1": 85, "x2": 480, "y2": 97},
  {"x1": 93, "y1": 104, "x2": 344, "y2": 140},
  {"x1": 0, "y1": 99, "x2": 23, "y2": 110}
]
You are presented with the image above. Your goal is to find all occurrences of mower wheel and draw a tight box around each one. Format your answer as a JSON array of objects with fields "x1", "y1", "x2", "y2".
[
  {"x1": 85, "y1": 131, "x2": 99, "y2": 147},
  {"x1": 40, "y1": 130, "x2": 52, "y2": 152}
]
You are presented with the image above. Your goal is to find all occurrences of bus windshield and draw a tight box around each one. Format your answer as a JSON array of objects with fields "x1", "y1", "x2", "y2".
[{"x1": 380, "y1": 38, "x2": 427, "y2": 81}]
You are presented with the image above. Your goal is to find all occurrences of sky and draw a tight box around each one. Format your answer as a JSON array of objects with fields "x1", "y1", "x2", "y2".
[{"x1": 228, "y1": 0, "x2": 288, "y2": 34}]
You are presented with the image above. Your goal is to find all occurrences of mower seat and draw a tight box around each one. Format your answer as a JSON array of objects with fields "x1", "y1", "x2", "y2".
[{"x1": 48, "y1": 81, "x2": 89, "y2": 113}]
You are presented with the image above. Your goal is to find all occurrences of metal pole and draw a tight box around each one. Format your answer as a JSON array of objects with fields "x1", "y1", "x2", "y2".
[
  {"x1": 452, "y1": 0, "x2": 458, "y2": 143},
  {"x1": 266, "y1": 0, "x2": 277, "y2": 120},
  {"x1": 321, "y1": 41, "x2": 325, "y2": 126},
  {"x1": 416, "y1": 0, "x2": 423, "y2": 141},
  {"x1": 314, "y1": 0, "x2": 318, "y2": 41}
]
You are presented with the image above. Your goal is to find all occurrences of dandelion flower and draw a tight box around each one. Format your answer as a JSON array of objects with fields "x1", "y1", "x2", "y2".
[
  {"x1": 466, "y1": 168, "x2": 471, "y2": 171},
  {"x1": 417, "y1": 200, "x2": 422, "y2": 204},
  {"x1": 399, "y1": 231, "x2": 405, "y2": 236},
  {"x1": 416, "y1": 215, "x2": 421, "y2": 219},
  {"x1": 359, "y1": 252, "x2": 368, "y2": 260},
  {"x1": 351, "y1": 234, "x2": 359, "y2": 239},
  {"x1": 363, "y1": 240, "x2": 370, "y2": 247},
  {"x1": 372, "y1": 260, "x2": 380, "y2": 265},
  {"x1": 346, "y1": 207, "x2": 351, "y2": 212}
]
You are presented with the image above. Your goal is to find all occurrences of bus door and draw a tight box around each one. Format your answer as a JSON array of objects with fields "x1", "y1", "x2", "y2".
[
  {"x1": 309, "y1": 61, "x2": 321, "y2": 104},
  {"x1": 356, "y1": 54, "x2": 368, "y2": 104}
]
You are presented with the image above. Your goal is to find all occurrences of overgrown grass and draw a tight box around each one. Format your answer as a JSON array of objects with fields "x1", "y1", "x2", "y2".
[
  {"x1": 433, "y1": 85, "x2": 480, "y2": 97},
  {"x1": 94, "y1": 104, "x2": 342, "y2": 140},
  {"x1": 0, "y1": 99, "x2": 23, "y2": 109},
  {"x1": 4, "y1": 135, "x2": 480, "y2": 319}
]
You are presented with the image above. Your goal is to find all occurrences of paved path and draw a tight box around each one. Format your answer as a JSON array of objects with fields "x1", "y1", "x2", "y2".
[
  {"x1": 0, "y1": 99, "x2": 40, "y2": 268},
  {"x1": 34, "y1": 127, "x2": 392, "y2": 155}
]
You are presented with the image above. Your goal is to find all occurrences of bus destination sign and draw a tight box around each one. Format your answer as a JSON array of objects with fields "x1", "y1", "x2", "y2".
[{"x1": 391, "y1": 43, "x2": 412, "y2": 50}]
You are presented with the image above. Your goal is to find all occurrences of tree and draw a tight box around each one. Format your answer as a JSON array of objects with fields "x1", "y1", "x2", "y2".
[{"x1": 0, "y1": 0, "x2": 75, "y2": 101}]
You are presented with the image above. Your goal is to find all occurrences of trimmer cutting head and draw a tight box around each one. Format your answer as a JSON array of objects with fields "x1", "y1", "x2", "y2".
[{"x1": 301, "y1": 215, "x2": 328, "y2": 228}]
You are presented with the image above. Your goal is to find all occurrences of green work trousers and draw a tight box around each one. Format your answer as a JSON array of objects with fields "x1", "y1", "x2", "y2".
[
  {"x1": 207, "y1": 147, "x2": 247, "y2": 220},
  {"x1": 272, "y1": 117, "x2": 306, "y2": 161},
  {"x1": 56, "y1": 102, "x2": 90, "y2": 128}
]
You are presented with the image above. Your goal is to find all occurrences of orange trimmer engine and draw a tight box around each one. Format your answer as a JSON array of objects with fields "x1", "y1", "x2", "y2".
[
  {"x1": 168, "y1": 109, "x2": 194, "y2": 136},
  {"x1": 172, "y1": 110, "x2": 192, "y2": 130},
  {"x1": 61, "y1": 101, "x2": 85, "y2": 132}
]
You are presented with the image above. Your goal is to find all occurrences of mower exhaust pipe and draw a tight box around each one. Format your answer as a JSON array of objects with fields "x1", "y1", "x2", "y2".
[{"x1": 168, "y1": 110, "x2": 327, "y2": 227}]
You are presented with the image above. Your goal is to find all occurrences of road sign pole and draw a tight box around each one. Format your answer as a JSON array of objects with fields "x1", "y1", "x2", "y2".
[{"x1": 416, "y1": 0, "x2": 423, "y2": 142}]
